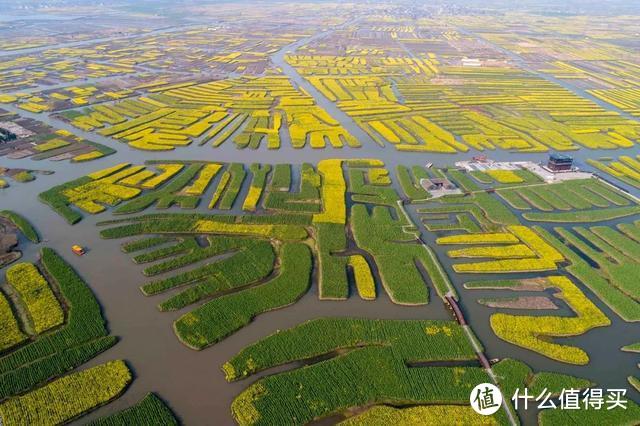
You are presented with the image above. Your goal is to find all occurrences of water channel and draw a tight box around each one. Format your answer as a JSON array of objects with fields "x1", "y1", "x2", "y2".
[{"x1": 0, "y1": 16, "x2": 638, "y2": 426}]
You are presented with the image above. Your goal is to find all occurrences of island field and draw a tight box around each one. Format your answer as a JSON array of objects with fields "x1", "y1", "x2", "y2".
[{"x1": 0, "y1": 1, "x2": 639, "y2": 425}]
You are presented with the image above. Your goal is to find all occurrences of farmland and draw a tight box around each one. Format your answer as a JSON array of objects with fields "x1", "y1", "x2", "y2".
[
  {"x1": 57, "y1": 76, "x2": 359, "y2": 151},
  {"x1": 31, "y1": 152, "x2": 640, "y2": 423},
  {"x1": 70, "y1": 159, "x2": 456, "y2": 347},
  {"x1": 0, "y1": 211, "x2": 38, "y2": 268},
  {"x1": 0, "y1": 109, "x2": 114, "y2": 163},
  {"x1": 0, "y1": 248, "x2": 176, "y2": 424},
  {"x1": 2, "y1": 1, "x2": 640, "y2": 425},
  {"x1": 489, "y1": 276, "x2": 610, "y2": 365},
  {"x1": 3, "y1": 7, "x2": 640, "y2": 157},
  {"x1": 226, "y1": 318, "x2": 500, "y2": 424}
]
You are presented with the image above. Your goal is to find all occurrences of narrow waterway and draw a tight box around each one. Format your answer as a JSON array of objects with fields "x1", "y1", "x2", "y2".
[
  {"x1": 0, "y1": 17, "x2": 639, "y2": 426},
  {"x1": 455, "y1": 26, "x2": 640, "y2": 124},
  {"x1": 0, "y1": 23, "x2": 201, "y2": 58}
]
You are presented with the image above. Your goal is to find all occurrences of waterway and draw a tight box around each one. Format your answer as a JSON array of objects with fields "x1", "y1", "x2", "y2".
[{"x1": 0, "y1": 17, "x2": 638, "y2": 426}]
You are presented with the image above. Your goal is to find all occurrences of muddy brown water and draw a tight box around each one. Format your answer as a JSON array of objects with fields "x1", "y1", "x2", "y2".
[
  {"x1": 0, "y1": 20, "x2": 639, "y2": 426},
  {"x1": 2, "y1": 139, "x2": 638, "y2": 425}
]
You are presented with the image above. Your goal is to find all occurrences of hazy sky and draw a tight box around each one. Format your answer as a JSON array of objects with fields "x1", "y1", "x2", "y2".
[{"x1": 1, "y1": 0, "x2": 639, "y2": 15}]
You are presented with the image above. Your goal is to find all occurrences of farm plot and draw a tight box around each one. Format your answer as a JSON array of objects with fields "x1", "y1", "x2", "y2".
[
  {"x1": 5, "y1": 262, "x2": 64, "y2": 334},
  {"x1": 0, "y1": 110, "x2": 114, "y2": 163},
  {"x1": 418, "y1": 189, "x2": 518, "y2": 233},
  {"x1": 224, "y1": 318, "x2": 502, "y2": 425},
  {"x1": 88, "y1": 393, "x2": 178, "y2": 426},
  {"x1": 42, "y1": 159, "x2": 458, "y2": 350},
  {"x1": 39, "y1": 160, "x2": 283, "y2": 223},
  {"x1": 224, "y1": 317, "x2": 597, "y2": 425},
  {"x1": 288, "y1": 58, "x2": 640, "y2": 153},
  {"x1": 58, "y1": 76, "x2": 359, "y2": 150},
  {"x1": 38, "y1": 155, "x2": 640, "y2": 424},
  {"x1": 437, "y1": 226, "x2": 564, "y2": 274},
  {"x1": 488, "y1": 357, "x2": 635, "y2": 426},
  {"x1": 536, "y1": 224, "x2": 640, "y2": 321},
  {"x1": 588, "y1": 155, "x2": 640, "y2": 189},
  {"x1": 39, "y1": 162, "x2": 145, "y2": 224},
  {"x1": 0, "y1": 248, "x2": 176, "y2": 424},
  {"x1": 396, "y1": 165, "x2": 431, "y2": 201},
  {"x1": 339, "y1": 405, "x2": 500, "y2": 426},
  {"x1": 0, "y1": 166, "x2": 52, "y2": 190},
  {"x1": 590, "y1": 88, "x2": 640, "y2": 117},
  {"x1": 466, "y1": 277, "x2": 610, "y2": 364},
  {"x1": 410, "y1": 168, "x2": 638, "y2": 365},
  {"x1": 0, "y1": 211, "x2": 38, "y2": 268},
  {"x1": 469, "y1": 168, "x2": 541, "y2": 187},
  {"x1": 496, "y1": 178, "x2": 640, "y2": 222},
  {"x1": 0, "y1": 17, "x2": 314, "y2": 96}
]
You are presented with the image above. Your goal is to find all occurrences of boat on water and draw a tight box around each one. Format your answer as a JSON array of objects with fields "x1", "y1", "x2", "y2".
[{"x1": 71, "y1": 245, "x2": 85, "y2": 256}]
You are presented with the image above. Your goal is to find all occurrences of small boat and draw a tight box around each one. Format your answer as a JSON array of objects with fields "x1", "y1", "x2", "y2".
[
  {"x1": 425, "y1": 162, "x2": 433, "y2": 169},
  {"x1": 71, "y1": 245, "x2": 86, "y2": 256}
]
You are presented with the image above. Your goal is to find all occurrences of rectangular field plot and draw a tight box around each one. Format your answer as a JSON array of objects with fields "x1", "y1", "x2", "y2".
[{"x1": 56, "y1": 76, "x2": 358, "y2": 150}]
